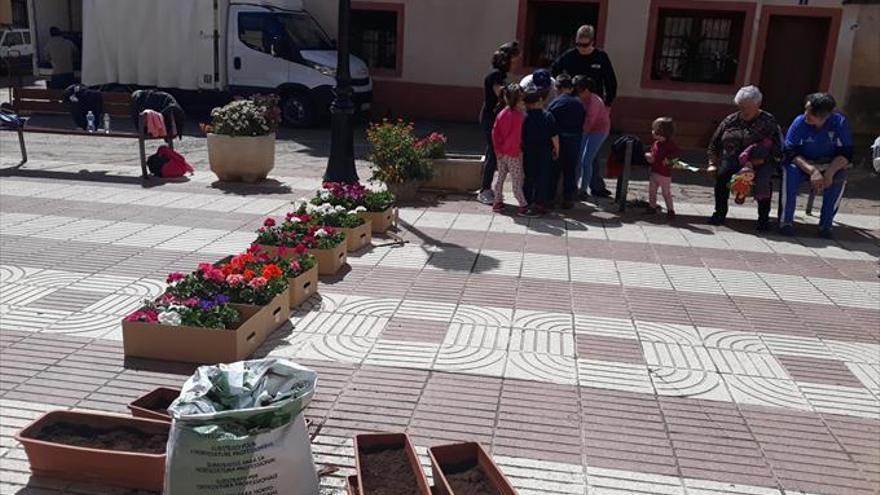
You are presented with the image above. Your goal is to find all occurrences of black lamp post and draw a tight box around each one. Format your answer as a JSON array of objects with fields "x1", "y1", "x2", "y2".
[{"x1": 324, "y1": 0, "x2": 359, "y2": 183}]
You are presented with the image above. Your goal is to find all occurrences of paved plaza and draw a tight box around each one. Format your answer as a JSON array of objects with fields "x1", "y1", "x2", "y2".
[{"x1": 0, "y1": 132, "x2": 878, "y2": 494}]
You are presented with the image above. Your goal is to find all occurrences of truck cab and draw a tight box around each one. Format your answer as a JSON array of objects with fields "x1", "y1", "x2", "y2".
[{"x1": 228, "y1": 3, "x2": 372, "y2": 127}]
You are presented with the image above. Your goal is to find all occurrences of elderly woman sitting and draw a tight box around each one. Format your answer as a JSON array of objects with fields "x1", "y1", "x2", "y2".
[
  {"x1": 707, "y1": 86, "x2": 782, "y2": 231},
  {"x1": 779, "y1": 93, "x2": 853, "y2": 239}
]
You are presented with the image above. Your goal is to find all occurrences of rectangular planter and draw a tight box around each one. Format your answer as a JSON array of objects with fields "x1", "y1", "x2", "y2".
[
  {"x1": 15, "y1": 410, "x2": 168, "y2": 492},
  {"x1": 289, "y1": 265, "x2": 318, "y2": 307},
  {"x1": 355, "y1": 433, "x2": 431, "y2": 495},
  {"x1": 313, "y1": 241, "x2": 347, "y2": 275},
  {"x1": 422, "y1": 155, "x2": 484, "y2": 192},
  {"x1": 358, "y1": 207, "x2": 397, "y2": 233},
  {"x1": 122, "y1": 289, "x2": 289, "y2": 364},
  {"x1": 344, "y1": 220, "x2": 372, "y2": 252},
  {"x1": 128, "y1": 387, "x2": 180, "y2": 422},
  {"x1": 429, "y1": 442, "x2": 516, "y2": 495},
  {"x1": 347, "y1": 475, "x2": 359, "y2": 495}
]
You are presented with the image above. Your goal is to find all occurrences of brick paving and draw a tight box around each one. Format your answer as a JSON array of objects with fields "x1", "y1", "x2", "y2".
[{"x1": 0, "y1": 133, "x2": 879, "y2": 494}]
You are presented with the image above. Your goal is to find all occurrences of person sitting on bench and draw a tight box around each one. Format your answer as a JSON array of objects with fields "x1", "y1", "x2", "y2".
[{"x1": 779, "y1": 92, "x2": 853, "y2": 239}]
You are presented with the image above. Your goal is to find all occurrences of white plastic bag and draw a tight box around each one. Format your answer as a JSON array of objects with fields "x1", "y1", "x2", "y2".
[{"x1": 164, "y1": 358, "x2": 320, "y2": 495}]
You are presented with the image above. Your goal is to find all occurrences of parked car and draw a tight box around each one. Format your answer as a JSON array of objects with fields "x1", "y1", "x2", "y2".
[{"x1": 0, "y1": 28, "x2": 34, "y2": 72}]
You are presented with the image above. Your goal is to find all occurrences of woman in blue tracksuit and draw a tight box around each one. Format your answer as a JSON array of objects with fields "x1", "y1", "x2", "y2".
[{"x1": 780, "y1": 93, "x2": 853, "y2": 239}]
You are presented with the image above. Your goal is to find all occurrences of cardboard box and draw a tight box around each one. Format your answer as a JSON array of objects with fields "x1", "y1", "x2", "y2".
[
  {"x1": 421, "y1": 156, "x2": 483, "y2": 192},
  {"x1": 122, "y1": 289, "x2": 289, "y2": 364},
  {"x1": 358, "y1": 207, "x2": 397, "y2": 233},
  {"x1": 313, "y1": 241, "x2": 347, "y2": 275},
  {"x1": 289, "y1": 265, "x2": 318, "y2": 307},
  {"x1": 344, "y1": 220, "x2": 372, "y2": 252}
]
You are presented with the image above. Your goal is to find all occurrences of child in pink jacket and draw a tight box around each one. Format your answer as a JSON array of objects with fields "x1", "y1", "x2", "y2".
[{"x1": 491, "y1": 84, "x2": 529, "y2": 215}]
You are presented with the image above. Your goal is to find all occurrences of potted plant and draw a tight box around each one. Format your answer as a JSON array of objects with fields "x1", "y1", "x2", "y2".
[
  {"x1": 15, "y1": 410, "x2": 168, "y2": 491},
  {"x1": 128, "y1": 387, "x2": 180, "y2": 422},
  {"x1": 354, "y1": 433, "x2": 431, "y2": 495},
  {"x1": 295, "y1": 198, "x2": 372, "y2": 252},
  {"x1": 255, "y1": 216, "x2": 348, "y2": 275},
  {"x1": 367, "y1": 119, "x2": 433, "y2": 201},
  {"x1": 205, "y1": 94, "x2": 281, "y2": 183},
  {"x1": 244, "y1": 245, "x2": 319, "y2": 308},
  {"x1": 429, "y1": 442, "x2": 517, "y2": 495},
  {"x1": 417, "y1": 132, "x2": 485, "y2": 193},
  {"x1": 315, "y1": 182, "x2": 397, "y2": 234}
]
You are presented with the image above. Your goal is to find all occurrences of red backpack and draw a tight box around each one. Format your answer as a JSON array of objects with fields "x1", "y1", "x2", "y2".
[{"x1": 156, "y1": 146, "x2": 194, "y2": 178}]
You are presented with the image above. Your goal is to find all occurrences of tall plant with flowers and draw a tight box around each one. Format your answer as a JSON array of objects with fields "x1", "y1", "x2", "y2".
[
  {"x1": 415, "y1": 132, "x2": 447, "y2": 159},
  {"x1": 367, "y1": 119, "x2": 433, "y2": 185},
  {"x1": 207, "y1": 94, "x2": 281, "y2": 137}
]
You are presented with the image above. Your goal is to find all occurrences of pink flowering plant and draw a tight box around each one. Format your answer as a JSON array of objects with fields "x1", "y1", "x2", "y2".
[
  {"x1": 367, "y1": 119, "x2": 433, "y2": 184},
  {"x1": 312, "y1": 182, "x2": 396, "y2": 212},
  {"x1": 254, "y1": 215, "x2": 314, "y2": 248},
  {"x1": 415, "y1": 132, "x2": 447, "y2": 159},
  {"x1": 125, "y1": 272, "x2": 240, "y2": 329},
  {"x1": 248, "y1": 244, "x2": 317, "y2": 278}
]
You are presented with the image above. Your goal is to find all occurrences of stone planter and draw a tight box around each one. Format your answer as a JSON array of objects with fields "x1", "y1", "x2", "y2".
[
  {"x1": 429, "y1": 442, "x2": 516, "y2": 495},
  {"x1": 344, "y1": 220, "x2": 372, "y2": 252},
  {"x1": 289, "y1": 265, "x2": 319, "y2": 307},
  {"x1": 422, "y1": 154, "x2": 484, "y2": 192},
  {"x1": 313, "y1": 241, "x2": 347, "y2": 275},
  {"x1": 386, "y1": 180, "x2": 421, "y2": 202},
  {"x1": 122, "y1": 290, "x2": 289, "y2": 364},
  {"x1": 16, "y1": 410, "x2": 168, "y2": 491},
  {"x1": 358, "y1": 207, "x2": 397, "y2": 233},
  {"x1": 207, "y1": 133, "x2": 276, "y2": 183},
  {"x1": 128, "y1": 387, "x2": 180, "y2": 422}
]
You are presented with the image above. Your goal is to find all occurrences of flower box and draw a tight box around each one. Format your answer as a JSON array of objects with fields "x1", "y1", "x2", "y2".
[
  {"x1": 290, "y1": 265, "x2": 318, "y2": 307},
  {"x1": 128, "y1": 387, "x2": 180, "y2": 422},
  {"x1": 421, "y1": 155, "x2": 484, "y2": 192},
  {"x1": 358, "y1": 207, "x2": 397, "y2": 233},
  {"x1": 343, "y1": 220, "x2": 372, "y2": 252},
  {"x1": 429, "y1": 442, "x2": 516, "y2": 495},
  {"x1": 313, "y1": 241, "x2": 347, "y2": 275},
  {"x1": 355, "y1": 433, "x2": 431, "y2": 495},
  {"x1": 122, "y1": 289, "x2": 289, "y2": 364},
  {"x1": 15, "y1": 410, "x2": 168, "y2": 492}
]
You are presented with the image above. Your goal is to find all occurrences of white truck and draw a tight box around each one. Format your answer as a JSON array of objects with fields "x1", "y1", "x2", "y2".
[{"x1": 29, "y1": 0, "x2": 371, "y2": 127}]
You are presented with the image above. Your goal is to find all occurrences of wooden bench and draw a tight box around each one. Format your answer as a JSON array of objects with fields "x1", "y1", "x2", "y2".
[{"x1": 8, "y1": 87, "x2": 177, "y2": 177}]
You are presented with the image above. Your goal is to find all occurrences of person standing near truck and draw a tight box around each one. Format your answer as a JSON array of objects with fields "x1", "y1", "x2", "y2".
[{"x1": 46, "y1": 27, "x2": 77, "y2": 89}]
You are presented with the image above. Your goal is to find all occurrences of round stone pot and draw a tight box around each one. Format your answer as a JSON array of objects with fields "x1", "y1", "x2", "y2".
[{"x1": 207, "y1": 133, "x2": 276, "y2": 183}]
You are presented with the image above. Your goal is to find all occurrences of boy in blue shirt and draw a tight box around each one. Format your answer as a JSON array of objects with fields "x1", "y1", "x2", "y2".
[
  {"x1": 780, "y1": 93, "x2": 853, "y2": 239},
  {"x1": 547, "y1": 74, "x2": 586, "y2": 209},
  {"x1": 521, "y1": 84, "x2": 559, "y2": 216}
]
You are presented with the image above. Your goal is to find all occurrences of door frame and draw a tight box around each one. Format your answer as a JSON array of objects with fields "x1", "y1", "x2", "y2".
[{"x1": 752, "y1": 5, "x2": 842, "y2": 93}]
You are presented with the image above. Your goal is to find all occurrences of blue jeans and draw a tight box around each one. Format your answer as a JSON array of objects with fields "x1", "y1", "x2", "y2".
[
  {"x1": 780, "y1": 162, "x2": 848, "y2": 230},
  {"x1": 578, "y1": 132, "x2": 608, "y2": 194}
]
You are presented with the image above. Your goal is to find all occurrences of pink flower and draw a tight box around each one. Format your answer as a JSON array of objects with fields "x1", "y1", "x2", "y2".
[
  {"x1": 264, "y1": 217, "x2": 276, "y2": 227},
  {"x1": 198, "y1": 262, "x2": 213, "y2": 274},
  {"x1": 226, "y1": 274, "x2": 245, "y2": 286},
  {"x1": 248, "y1": 276, "x2": 268, "y2": 289},
  {"x1": 289, "y1": 260, "x2": 301, "y2": 272},
  {"x1": 247, "y1": 244, "x2": 261, "y2": 254},
  {"x1": 207, "y1": 268, "x2": 226, "y2": 283},
  {"x1": 166, "y1": 272, "x2": 185, "y2": 284},
  {"x1": 183, "y1": 297, "x2": 199, "y2": 307},
  {"x1": 125, "y1": 309, "x2": 158, "y2": 323},
  {"x1": 160, "y1": 293, "x2": 176, "y2": 304}
]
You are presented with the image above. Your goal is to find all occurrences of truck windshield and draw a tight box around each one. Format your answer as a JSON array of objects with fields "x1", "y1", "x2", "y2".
[
  {"x1": 279, "y1": 13, "x2": 332, "y2": 51},
  {"x1": 239, "y1": 12, "x2": 332, "y2": 58}
]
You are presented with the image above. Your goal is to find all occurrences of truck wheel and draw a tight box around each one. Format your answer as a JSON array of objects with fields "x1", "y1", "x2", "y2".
[{"x1": 281, "y1": 92, "x2": 315, "y2": 128}]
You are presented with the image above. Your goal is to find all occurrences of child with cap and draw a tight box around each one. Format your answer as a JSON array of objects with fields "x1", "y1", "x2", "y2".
[
  {"x1": 547, "y1": 74, "x2": 586, "y2": 208},
  {"x1": 521, "y1": 83, "x2": 560, "y2": 216},
  {"x1": 520, "y1": 69, "x2": 556, "y2": 108}
]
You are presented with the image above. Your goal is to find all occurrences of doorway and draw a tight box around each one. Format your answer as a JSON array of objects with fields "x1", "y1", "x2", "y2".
[{"x1": 758, "y1": 14, "x2": 832, "y2": 129}]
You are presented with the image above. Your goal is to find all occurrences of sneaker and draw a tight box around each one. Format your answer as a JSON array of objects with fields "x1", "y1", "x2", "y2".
[
  {"x1": 644, "y1": 206, "x2": 659, "y2": 215},
  {"x1": 667, "y1": 210, "x2": 676, "y2": 220},
  {"x1": 477, "y1": 189, "x2": 495, "y2": 205},
  {"x1": 818, "y1": 227, "x2": 833, "y2": 239},
  {"x1": 578, "y1": 191, "x2": 590, "y2": 201},
  {"x1": 708, "y1": 214, "x2": 725, "y2": 226},
  {"x1": 517, "y1": 206, "x2": 540, "y2": 218},
  {"x1": 779, "y1": 224, "x2": 794, "y2": 236},
  {"x1": 592, "y1": 189, "x2": 613, "y2": 198},
  {"x1": 492, "y1": 202, "x2": 505, "y2": 213},
  {"x1": 755, "y1": 218, "x2": 770, "y2": 232},
  {"x1": 561, "y1": 201, "x2": 574, "y2": 210}
]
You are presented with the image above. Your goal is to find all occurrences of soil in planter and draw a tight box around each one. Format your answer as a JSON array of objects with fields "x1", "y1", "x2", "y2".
[
  {"x1": 446, "y1": 464, "x2": 499, "y2": 495},
  {"x1": 34, "y1": 422, "x2": 168, "y2": 454},
  {"x1": 360, "y1": 447, "x2": 420, "y2": 495},
  {"x1": 140, "y1": 395, "x2": 174, "y2": 415}
]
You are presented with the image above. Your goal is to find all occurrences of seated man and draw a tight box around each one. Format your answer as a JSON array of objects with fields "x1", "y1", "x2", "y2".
[{"x1": 780, "y1": 92, "x2": 853, "y2": 239}]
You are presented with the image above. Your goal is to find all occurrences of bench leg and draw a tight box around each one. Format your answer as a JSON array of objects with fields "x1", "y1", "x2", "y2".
[
  {"x1": 806, "y1": 189, "x2": 816, "y2": 216},
  {"x1": 16, "y1": 128, "x2": 27, "y2": 165}
]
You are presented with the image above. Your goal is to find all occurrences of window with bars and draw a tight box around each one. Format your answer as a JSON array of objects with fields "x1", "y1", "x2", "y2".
[
  {"x1": 651, "y1": 9, "x2": 744, "y2": 85},
  {"x1": 351, "y1": 9, "x2": 399, "y2": 73},
  {"x1": 524, "y1": 1, "x2": 599, "y2": 68}
]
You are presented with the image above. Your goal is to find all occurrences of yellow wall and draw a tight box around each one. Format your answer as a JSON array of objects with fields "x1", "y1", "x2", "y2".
[{"x1": 849, "y1": 4, "x2": 880, "y2": 87}]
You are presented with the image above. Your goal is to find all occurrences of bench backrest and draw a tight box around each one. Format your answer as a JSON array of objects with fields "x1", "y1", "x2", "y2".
[{"x1": 12, "y1": 87, "x2": 132, "y2": 118}]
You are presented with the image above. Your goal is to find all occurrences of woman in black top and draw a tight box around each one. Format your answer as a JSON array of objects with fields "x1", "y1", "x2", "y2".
[{"x1": 477, "y1": 49, "x2": 515, "y2": 204}]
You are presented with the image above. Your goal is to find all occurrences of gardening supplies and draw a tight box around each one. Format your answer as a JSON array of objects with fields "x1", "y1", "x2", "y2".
[
  {"x1": 429, "y1": 442, "x2": 517, "y2": 495},
  {"x1": 164, "y1": 359, "x2": 319, "y2": 495},
  {"x1": 16, "y1": 410, "x2": 168, "y2": 491},
  {"x1": 355, "y1": 433, "x2": 431, "y2": 495},
  {"x1": 128, "y1": 387, "x2": 181, "y2": 422}
]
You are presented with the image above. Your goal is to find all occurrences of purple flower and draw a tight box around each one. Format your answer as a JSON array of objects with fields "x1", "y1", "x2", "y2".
[
  {"x1": 214, "y1": 294, "x2": 231, "y2": 305},
  {"x1": 199, "y1": 299, "x2": 216, "y2": 311}
]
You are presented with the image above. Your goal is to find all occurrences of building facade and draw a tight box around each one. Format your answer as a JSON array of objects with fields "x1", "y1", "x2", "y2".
[{"x1": 308, "y1": 0, "x2": 879, "y2": 143}]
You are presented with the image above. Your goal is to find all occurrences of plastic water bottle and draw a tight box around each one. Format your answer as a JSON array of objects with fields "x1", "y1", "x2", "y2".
[
  {"x1": 86, "y1": 111, "x2": 96, "y2": 133},
  {"x1": 103, "y1": 113, "x2": 111, "y2": 134}
]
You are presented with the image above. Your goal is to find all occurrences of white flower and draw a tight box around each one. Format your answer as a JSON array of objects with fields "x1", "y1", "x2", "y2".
[
  {"x1": 334, "y1": 205, "x2": 347, "y2": 213},
  {"x1": 318, "y1": 190, "x2": 331, "y2": 199},
  {"x1": 354, "y1": 206, "x2": 367, "y2": 213},
  {"x1": 315, "y1": 228, "x2": 328, "y2": 238},
  {"x1": 288, "y1": 216, "x2": 301, "y2": 224},
  {"x1": 158, "y1": 310, "x2": 182, "y2": 326}
]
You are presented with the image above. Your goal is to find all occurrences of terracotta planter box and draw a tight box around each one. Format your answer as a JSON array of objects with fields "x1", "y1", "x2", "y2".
[
  {"x1": 344, "y1": 220, "x2": 372, "y2": 252},
  {"x1": 355, "y1": 433, "x2": 431, "y2": 495},
  {"x1": 313, "y1": 241, "x2": 347, "y2": 275},
  {"x1": 15, "y1": 410, "x2": 168, "y2": 492},
  {"x1": 347, "y1": 475, "x2": 359, "y2": 495},
  {"x1": 128, "y1": 387, "x2": 180, "y2": 422},
  {"x1": 430, "y1": 442, "x2": 516, "y2": 495},
  {"x1": 359, "y1": 207, "x2": 397, "y2": 233},
  {"x1": 122, "y1": 289, "x2": 289, "y2": 364},
  {"x1": 289, "y1": 265, "x2": 319, "y2": 307},
  {"x1": 422, "y1": 155, "x2": 483, "y2": 192},
  {"x1": 207, "y1": 133, "x2": 276, "y2": 183}
]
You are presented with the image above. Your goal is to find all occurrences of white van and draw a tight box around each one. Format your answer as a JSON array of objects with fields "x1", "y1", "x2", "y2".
[{"x1": 0, "y1": 28, "x2": 34, "y2": 66}]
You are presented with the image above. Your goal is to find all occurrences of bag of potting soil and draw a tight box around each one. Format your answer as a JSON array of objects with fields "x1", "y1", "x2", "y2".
[{"x1": 164, "y1": 358, "x2": 320, "y2": 495}]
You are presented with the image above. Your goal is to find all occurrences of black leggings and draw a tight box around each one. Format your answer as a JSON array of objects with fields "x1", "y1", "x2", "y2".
[{"x1": 479, "y1": 109, "x2": 497, "y2": 191}]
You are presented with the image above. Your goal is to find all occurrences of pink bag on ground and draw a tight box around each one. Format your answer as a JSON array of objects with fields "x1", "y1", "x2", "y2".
[{"x1": 156, "y1": 145, "x2": 194, "y2": 178}]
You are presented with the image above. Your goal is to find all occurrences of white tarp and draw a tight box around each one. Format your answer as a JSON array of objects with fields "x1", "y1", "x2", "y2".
[{"x1": 81, "y1": 0, "x2": 219, "y2": 89}]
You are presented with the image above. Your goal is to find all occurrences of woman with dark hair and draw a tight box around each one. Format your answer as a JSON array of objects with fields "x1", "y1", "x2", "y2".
[{"x1": 477, "y1": 45, "x2": 518, "y2": 205}]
